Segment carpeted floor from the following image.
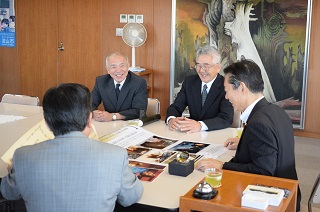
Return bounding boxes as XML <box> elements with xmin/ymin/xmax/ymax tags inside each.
<box><xmin>295</xmin><ymin>136</ymin><xmax>320</xmax><ymax>211</ymax></box>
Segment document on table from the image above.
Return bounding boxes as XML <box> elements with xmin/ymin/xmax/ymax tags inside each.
<box><xmin>99</xmin><ymin>125</ymin><xmax>154</xmax><ymax>148</ymax></box>
<box><xmin>200</xmin><ymin>145</ymin><xmax>227</xmax><ymax>159</ymax></box>
<box><xmin>1</xmin><ymin>119</ymin><xmax>99</xmax><ymax>164</ymax></box>
<box><xmin>0</xmin><ymin>114</ymin><xmax>26</xmax><ymax>124</ymax></box>
<box><xmin>1</xmin><ymin>119</ymin><xmax>54</xmax><ymax>163</ymax></box>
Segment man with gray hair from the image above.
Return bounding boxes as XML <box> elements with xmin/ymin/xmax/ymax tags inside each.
<box><xmin>166</xmin><ymin>45</ymin><xmax>234</xmax><ymax>133</ymax></box>
<box><xmin>92</xmin><ymin>52</ymin><xmax>148</xmax><ymax>122</ymax></box>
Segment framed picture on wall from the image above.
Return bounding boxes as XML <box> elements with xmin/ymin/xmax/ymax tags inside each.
<box><xmin>170</xmin><ymin>0</ymin><xmax>313</xmax><ymax>129</ymax></box>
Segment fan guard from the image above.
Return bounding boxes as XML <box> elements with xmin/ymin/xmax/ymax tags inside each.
<box><xmin>122</xmin><ymin>23</ymin><xmax>147</xmax><ymax>47</ymax></box>
<box><xmin>122</xmin><ymin>23</ymin><xmax>147</xmax><ymax>71</ymax></box>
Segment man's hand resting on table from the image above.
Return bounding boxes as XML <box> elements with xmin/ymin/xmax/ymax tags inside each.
<box><xmin>224</xmin><ymin>137</ymin><xmax>239</xmax><ymax>150</ymax></box>
<box><xmin>195</xmin><ymin>137</ymin><xmax>240</xmax><ymax>171</ymax></box>
<box><xmin>93</xmin><ymin>110</ymin><xmax>113</xmax><ymax>122</ymax></box>
<box><xmin>168</xmin><ymin>117</ymin><xmax>201</xmax><ymax>134</ymax></box>
<box><xmin>195</xmin><ymin>158</ymin><xmax>224</xmax><ymax>172</ymax></box>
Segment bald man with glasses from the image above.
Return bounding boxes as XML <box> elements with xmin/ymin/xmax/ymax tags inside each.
<box><xmin>166</xmin><ymin>45</ymin><xmax>234</xmax><ymax>133</ymax></box>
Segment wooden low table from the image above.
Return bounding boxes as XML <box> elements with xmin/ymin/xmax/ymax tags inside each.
<box><xmin>180</xmin><ymin>170</ymin><xmax>298</xmax><ymax>212</ymax></box>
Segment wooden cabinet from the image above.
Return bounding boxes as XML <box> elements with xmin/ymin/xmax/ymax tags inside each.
<box><xmin>134</xmin><ymin>70</ymin><xmax>154</xmax><ymax>98</ymax></box>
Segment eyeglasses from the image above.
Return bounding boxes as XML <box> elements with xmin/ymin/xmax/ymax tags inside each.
<box><xmin>109</xmin><ymin>63</ymin><xmax>127</xmax><ymax>70</ymax></box>
<box><xmin>195</xmin><ymin>63</ymin><xmax>219</xmax><ymax>71</ymax></box>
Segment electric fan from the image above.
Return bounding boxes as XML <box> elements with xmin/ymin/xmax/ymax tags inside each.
<box><xmin>122</xmin><ymin>23</ymin><xmax>147</xmax><ymax>72</ymax></box>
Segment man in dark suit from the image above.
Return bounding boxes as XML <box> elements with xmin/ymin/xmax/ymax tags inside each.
<box><xmin>91</xmin><ymin>52</ymin><xmax>148</xmax><ymax>121</ymax></box>
<box><xmin>196</xmin><ymin>59</ymin><xmax>301</xmax><ymax>211</ymax></box>
<box><xmin>166</xmin><ymin>45</ymin><xmax>234</xmax><ymax>133</ymax></box>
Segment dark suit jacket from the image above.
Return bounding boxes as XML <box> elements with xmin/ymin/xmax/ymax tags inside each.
<box><xmin>223</xmin><ymin>98</ymin><xmax>301</xmax><ymax>210</ymax></box>
<box><xmin>91</xmin><ymin>71</ymin><xmax>148</xmax><ymax>120</ymax></box>
<box><xmin>166</xmin><ymin>74</ymin><xmax>234</xmax><ymax>130</ymax></box>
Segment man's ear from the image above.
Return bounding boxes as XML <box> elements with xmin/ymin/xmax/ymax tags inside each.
<box><xmin>216</xmin><ymin>63</ymin><xmax>222</xmax><ymax>74</ymax></box>
<box><xmin>82</xmin><ymin>112</ymin><xmax>93</xmax><ymax>137</ymax></box>
<box><xmin>87</xmin><ymin>112</ymin><xmax>93</xmax><ymax>128</ymax></box>
<box><xmin>240</xmin><ymin>82</ymin><xmax>246</xmax><ymax>93</ymax></box>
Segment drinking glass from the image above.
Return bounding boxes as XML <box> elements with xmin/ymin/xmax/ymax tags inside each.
<box><xmin>205</xmin><ymin>168</ymin><xmax>223</xmax><ymax>188</ymax></box>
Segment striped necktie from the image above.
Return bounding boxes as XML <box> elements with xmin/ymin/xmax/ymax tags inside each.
<box><xmin>115</xmin><ymin>84</ymin><xmax>120</xmax><ymax>99</ymax></box>
<box><xmin>202</xmin><ymin>84</ymin><xmax>207</xmax><ymax>106</ymax></box>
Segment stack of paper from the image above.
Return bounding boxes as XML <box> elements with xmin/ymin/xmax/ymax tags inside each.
<box><xmin>241</xmin><ymin>185</ymin><xmax>285</xmax><ymax>210</ymax></box>
<box><xmin>241</xmin><ymin>193</ymin><xmax>269</xmax><ymax>210</ymax></box>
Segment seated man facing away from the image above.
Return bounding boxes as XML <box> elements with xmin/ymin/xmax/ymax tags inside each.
<box><xmin>196</xmin><ymin>59</ymin><xmax>301</xmax><ymax>211</ymax></box>
<box><xmin>1</xmin><ymin>83</ymin><xmax>143</xmax><ymax>212</ymax></box>
<box><xmin>91</xmin><ymin>52</ymin><xmax>148</xmax><ymax>122</ymax></box>
<box><xmin>166</xmin><ymin>45</ymin><xmax>234</xmax><ymax>133</ymax></box>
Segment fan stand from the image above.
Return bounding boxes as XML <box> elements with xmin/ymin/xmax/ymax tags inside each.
<box><xmin>129</xmin><ymin>46</ymin><xmax>145</xmax><ymax>72</ymax></box>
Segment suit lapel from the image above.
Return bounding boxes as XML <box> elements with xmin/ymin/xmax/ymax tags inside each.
<box><xmin>105</xmin><ymin>78</ymin><xmax>117</xmax><ymax>109</ymax></box>
<box><xmin>235</xmin><ymin>123</ymin><xmax>247</xmax><ymax>158</ymax></box>
<box><xmin>234</xmin><ymin>98</ymin><xmax>268</xmax><ymax>162</ymax></box>
<box><xmin>246</xmin><ymin>98</ymin><xmax>269</xmax><ymax>124</ymax></box>
<box><xmin>192</xmin><ymin>78</ymin><xmax>202</xmax><ymax>116</ymax></box>
<box><xmin>116</xmin><ymin>72</ymin><xmax>132</xmax><ymax>111</ymax></box>
<box><xmin>200</xmin><ymin>74</ymin><xmax>222</xmax><ymax>118</ymax></box>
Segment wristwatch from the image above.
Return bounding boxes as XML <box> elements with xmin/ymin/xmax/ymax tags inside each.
<box><xmin>112</xmin><ymin>114</ymin><xmax>117</xmax><ymax>121</ymax></box>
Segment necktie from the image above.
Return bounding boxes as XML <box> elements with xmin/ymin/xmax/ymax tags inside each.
<box><xmin>115</xmin><ymin>84</ymin><xmax>120</xmax><ymax>98</ymax></box>
<box><xmin>202</xmin><ymin>84</ymin><xmax>207</xmax><ymax>106</ymax></box>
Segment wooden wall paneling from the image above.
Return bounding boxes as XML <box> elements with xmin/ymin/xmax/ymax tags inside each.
<box><xmin>16</xmin><ymin>0</ymin><xmax>58</xmax><ymax>104</ymax></box>
<box><xmin>101</xmin><ymin>0</ymin><xmax>158</xmax><ymax>112</ymax></box>
<box><xmin>102</xmin><ymin>0</ymin><xmax>172</xmax><ymax>117</ymax></box>
<box><xmin>0</xmin><ymin>48</ymin><xmax>19</xmax><ymax>98</ymax></box>
<box><xmin>101</xmin><ymin>1</ymin><xmax>123</xmax><ymax>69</ymax></box>
<box><xmin>153</xmin><ymin>0</ymin><xmax>172</xmax><ymax>116</ymax></box>
<box><xmin>122</xmin><ymin>0</ymin><xmax>154</xmax><ymax>71</ymax></box>
<box><xmin>2</xmin><ymin>0</ymin><xmax>320</xmax><ymax>137</ymax></box>
<box><xmin>102</xmin><ymin>0</ymin><xmax>154</xmax><ymax>70</ymax></box>
<box><xmin>57</xmin><ymin>0</ymin><xmax>103</xmax><ymax>91</ymax></box>
<box><xmin>295</xmin><ymin>0</ymin><xmax>320</xmax><ymax>138</ymax></box>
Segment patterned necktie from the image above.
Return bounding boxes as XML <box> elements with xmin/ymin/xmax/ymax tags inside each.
<box><xmin>202</xmin><ymin>84</ymin><xmax>207</xmax><ymax>106</ymax></box>
<box><xmin>115</xmin><ymin>84</ymin><xmax>120</xmax><ymax>99</ymax></box>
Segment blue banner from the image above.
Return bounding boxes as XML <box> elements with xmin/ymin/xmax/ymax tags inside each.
<box><xmin>0</xmin><ymin>32</ymin><xmax>15</xmax><ymax>47</ymax></box>
<box><xmin>0</xmin><ymin>0</ymin><xmax>15</xmax><ymax>47</ymax></box>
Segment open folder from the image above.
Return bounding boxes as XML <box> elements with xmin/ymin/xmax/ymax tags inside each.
<box><xmin>1</xmin><ymin>119</ymin><xmax>99</xmax><ymax>164</ymax></box>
